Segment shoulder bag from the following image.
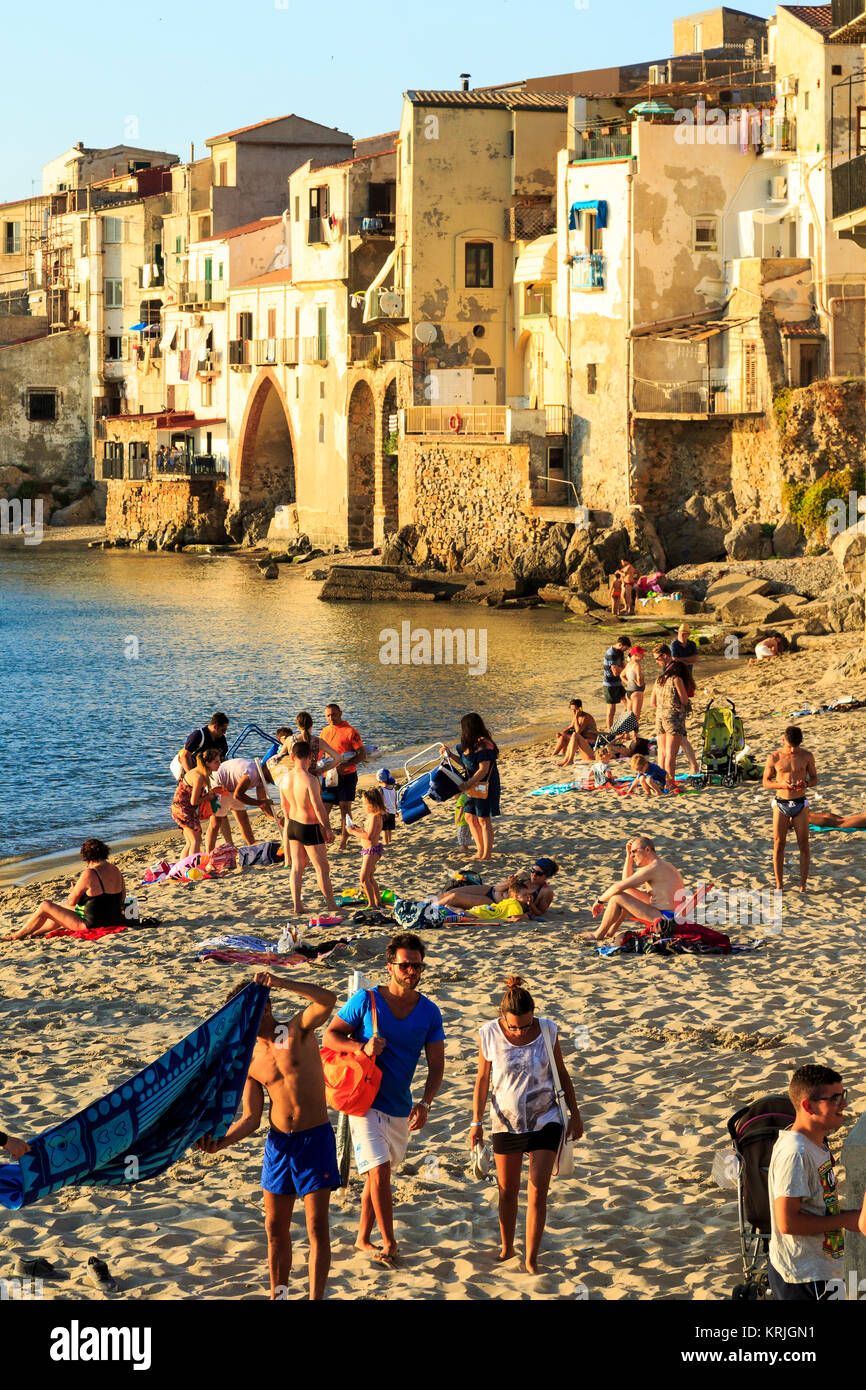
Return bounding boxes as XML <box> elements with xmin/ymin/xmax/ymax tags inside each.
<box><xmin>320</xmin><ymin>990</ymin><xmax>382</xmax><ymax>1118</ymax></box>
<box><xmin>539</xmin><ymin>1018</ymin><xmax>574</xmax><ymax>1178</ymax></box>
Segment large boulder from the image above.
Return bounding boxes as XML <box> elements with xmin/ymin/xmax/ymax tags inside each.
<box><xmin>512</xmin><ymin>525</ymin><xmax>571</xmax><ymax>588</ymax></box>
<box><xmin>724</xmin><ymin>520</ymin><xmax>772</xmax><ymax>561</ymax></box>
<box><xmin>772</xmin><ymin>517</ymin><xmax>802</xmax><ymax>558</ymax></box>
<box><xmin>620</xmin><ymin>505</ymin><xmax>666</xmax><ymax>573</ymax></box>
<box><xmin>563</xmin><ymin>525</ymin><xmax>593</xmax><ymax>575</ymax></box>
<box><xmin>568</xmin><ymin>547</ymin><xmax>606</xmax><ymax>597</ymax></box>
<box><xmin>831</xmin><ymin>524</ymin><xmax>866</xmax><ymax>588</ymax></box>
<box><xmin>716</xmin><ymin>593</ymin><xmax>795</xmax><ymax>625</ymax></box>
<box><xmin>593</xmin><ymin>525</ymin><xmax>630</xmax><ymax>574</ymax></box>
<box><xmin>0</xmin><ymin>465</ymin><xmax>27</xmax><ymax>498</ymax></box>
<box><xmin>49</xmin><ymin>494</ymin><xmax>96</xmax><ymax>527</ymax></box>
<box><xmin>663</xmin><ymin>491</ymin><xmax>737</xmax><ymax>567</ymax></box>
<box><xmin>705</xmin><ymin>574</ymin><xmax>774</xmax><ymax>607</ymax></box>
<box><xmin>825</xmin><ymin>585</ymin><xmax>865</xmax><ymax>633</ymax></box>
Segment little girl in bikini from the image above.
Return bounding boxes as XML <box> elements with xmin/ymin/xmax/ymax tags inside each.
<box><xmin>348</xmin><ymin>787</ymin><xmax>385</xmax><ymax>907</ymax></box>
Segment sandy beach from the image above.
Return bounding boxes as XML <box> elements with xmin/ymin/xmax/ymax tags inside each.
<box><xmin>2</xmin><ymin>636</ymin><xmax>865</xmax><ymax>1301</ymax></box>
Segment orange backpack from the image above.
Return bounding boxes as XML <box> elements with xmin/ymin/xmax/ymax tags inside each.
<box><xmin>320</xmin><ymin>990</ymin><xmax>382</xmax><ymax>1117</ymax></box>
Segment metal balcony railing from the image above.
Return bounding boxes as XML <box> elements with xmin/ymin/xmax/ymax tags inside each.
<box><xmin>633</xmin><ymin>379</ymin><xmax>763</xmax><ymax>415</ymax></box>
<box><xmin>129</xmin><ymin>458</ymin><xmax>149</xmax><ymax>480</ymax></box>
<box><xmin>770</xmin><ymin>117</ymin><xmax>796</xmax><ymax>152</ymax></box>
<box><xmin>571</xmin><ymin>252</ymin><xmax>605</xmax><ymax>290</ymax></box>
<box><xmin>832</xmin><ymin>151</ymin><xmax>866</xmax><ymax>219</ymax></box>
<box><xmin>100</xmin><ymin>458</ymin><xmax>124</xmax><ymax>480</ymax></box>
<box><xmin>155</xmin><ymin>455</ymin><xmax>227</xmax><ymax>478</ymax></box>
<box><xmin>545</xmin><ymin>405</ymin><xmax>567</xmax><ymax>435</ymax></box>
<box><xmin>302</xmin><ymin>336</ymin><xmax>328</xmax><ymax>363</ymax></box>
<box><xmin>179</xmin><ymin>279</ymin><xmax>226</xmax><ymax>306</ymax></box>
<box><xmin>228</xmin><ymin>339</ymin><xmax>252</xmax><ymax>367</ymax></box>
<box><xmin>573</xmin><ymin>127</ymin><xmax>632</xmax><ymax>161</ymax></box>
<box><xmin>348</xmin><ymin>334</ymin><xmax>397</xmax><ymax>363</ymax></box>
<box><xmin>251</xmin><ymin>337</ymin><xmax>300</xmax><ymax>366</ymax></box>
<box><xmin>405</xmin><ymin>406</ymin><xmax>507</xmax><ymax>435</ymax></box>
<box><xmin>504</xmin><ymin>203</ymin><xmax>556</xmax><ymax>241</ymax></box>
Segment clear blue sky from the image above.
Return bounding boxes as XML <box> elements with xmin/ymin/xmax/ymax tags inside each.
<box><xmin>0</xmin><ymin>0</ymin><xmax>776</xmax><ymax>204</ymax></box>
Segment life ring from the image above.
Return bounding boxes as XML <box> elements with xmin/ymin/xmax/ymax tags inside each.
<box><xmin>449</xmin><ymin>412</ymin><xmax>462</xmax><ymax>433</ymax></box>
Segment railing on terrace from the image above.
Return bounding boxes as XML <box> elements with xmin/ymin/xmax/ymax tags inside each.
<box><xmin>348</xmin><ymin>334</ymin><xmax>396</xmax><ymax>363</ymax></box>
<box><xmin>154</xmin><ymin>456</ymin><xmax>227</xmax><ymax>478</ymax></box>
<box><xmin>832</xmin><ymin>151</ymin><xmax>866</xmax><ymax>219</ymax></box>
<box><xmin>572</xmin><ymin>127</ymin><xmax>632</xmax><ymax>161</ymax></box>
<box><xmin>129</xmin><ymin>458</ymin><xmax>149</xmax><ymax>480</ymax></box>
<box><xmin>252</xmin><ymin>337</ymin><xmax>299</xmax><ymax>366</ymax></box>
<box><xmin>349</xmin><ymin>213</ymin><xmax>396</xmax><ymax>236</ymax></box>
<box><xmin>179</xmin><ymin>279</ymin><xmax>226</xmax><ymax>306</ymax></box>
<box><xmin>302</xmin><ymin>336</ymin><xmax>328</xmax><ymax>363</ymax></box>
<box><xmin>571</xmin><ymin>252</ymin><xmax>605</xmax><ymax>290</ymax></box>
<box><xmin>770</xmin><ymin>117</ymin><xmax>796</xmax><ymax>152</ymax></box>
<box><xmin>633</xmin><ymin>379</ymin><xmax>763</xmax><ymax>415</ymax></box>
<box><xmin>0</xmin><ymin>291</ymin><xmax>30</xmax><ymax>316</ymax></box>
<box><xmin>504</xmin><ymin>203</ymin><xmax>556</xmax><ymax>241</ymax></box>
<box><xmin>545</xmin><ymin>405</ymin><xmax>568</xmax><ymax>435</ymax></box>
<box><xmin>228</xmin><ymin>338</ymin><xmax>252</xmax><ymax>367</ymax></box>
<box><xmin>405</xmin><ymin>406</ymin><xmax>507</xmax><ymax>435</ymax></box>
<box><xmin>100</xmin><ymin>458</ymin><xmax>124</xmax><ymax>480</ymax></box>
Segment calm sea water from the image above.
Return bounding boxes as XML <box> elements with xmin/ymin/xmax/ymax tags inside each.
<box><xmin>0</xmin><ymin>545</ymin><xmax>618</xmax><ymax>862</ymax></box>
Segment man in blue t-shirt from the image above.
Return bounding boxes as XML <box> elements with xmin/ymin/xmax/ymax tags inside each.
<box><xmin>602</xmin><ymin>637</ymin><xmax>630</xmax><ymax>729</ymax></box>
<box><xmin>323</xmin><ymin>933</ymin><xmax>445</xmax><ymax>1265</ymax></box>
<box><xmin>670</xmin><ymin>623</ymin><xmax>698</xmax><ymax>670</ymax></box>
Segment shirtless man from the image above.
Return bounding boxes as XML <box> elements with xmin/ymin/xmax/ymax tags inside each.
<box><xmin>198</xmin><ymin>972</ymin><xmax>339</xmax><ymax>1300</ymax></box>
<box><xmin>763</xmin><ymin>726</ymin><xmax>818</xmax><ymax>891</ymax></box>
<box><xmin>279</xmin><ymin>742</ymin><xmax>338</xmax><ymax>916</ymax></box>
<box><xmin>584</xmin><ymin>835</ymin><xmax>684</xmax><ymax>942</ymax></box>
<box><xmin>620</xmin><ymin>560</ymin><xmax>638</xmax><ymax>616</ymax></box>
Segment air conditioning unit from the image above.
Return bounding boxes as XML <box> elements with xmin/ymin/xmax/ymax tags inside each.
<box><xmin>648</xmin><ymin>65</ymin><xmax>665</xmax><ymax>85</ymax></box>
<box><xmin>780</xmin><ymin>75</ymin><xmax>798</xmax><ymax>97</ymax></box>
<box><xmin>768</xmin><ymin>176</ymin><xmax>788</xmax><ymax>202</ymax></box>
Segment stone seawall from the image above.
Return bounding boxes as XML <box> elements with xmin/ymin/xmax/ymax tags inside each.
<box><xmin>105</xmin><ymin>478</ymin><xmax>228</xmax><ymax>549</ymax></box>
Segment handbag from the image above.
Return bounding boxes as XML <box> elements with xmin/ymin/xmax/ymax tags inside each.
<box><xmin>539</xmin><ymin>1018</ymin><xmax>574</xmax><ymax>1178</ymax></box>
<box><xmin>320</xmin><ymin>990</ymin><xmax>382</xmax><ymax>1118</ymax></box>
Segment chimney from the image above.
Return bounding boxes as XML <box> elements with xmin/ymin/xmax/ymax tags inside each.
<box><xmin>461</xmin><ymin>73</ymin><xmax>471</xmax><ymax>91</ymax></box>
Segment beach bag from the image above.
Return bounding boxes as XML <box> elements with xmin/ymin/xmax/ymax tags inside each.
<box><xmin>320</xmin><ymin>990</ymin><xmax>382</xmax><ymax>1117</ymax></box>
<box><xmin>540</xmin><ymin>1019</ymin><xmax>574</xmax><ymax>1179</ymax></box>
<box><xmin>393</xmin><ymin>897</ymin><xmax>448</xmax><ymax>932</ymax></box>
<box><xmin>204</xmin><ymin>844</ymin><xmax>237</xmax><ymax>873</ymax></box>
<box><xmin>324</xmin><ymin>768</ymin><xmax>340</xmax><ymax>788</ymax></box>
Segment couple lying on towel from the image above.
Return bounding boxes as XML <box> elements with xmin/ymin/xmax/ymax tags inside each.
<box><xmin>436</xmin><ymin>858</ymin><xmax>558</xmax><ymax>919</ymax></box>
<box><xmin>1</xmin><ymin>840</ymin><xmax>125</xmax><ymax>943</ymax></box>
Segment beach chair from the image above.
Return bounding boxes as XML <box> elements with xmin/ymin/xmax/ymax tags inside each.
<box><xmin>593</xmin><ymin>710</ymin><xmax>639</xmax><ymax>751</ymax></box>
<box><xmin>225</xmin><ymin>722</ymin><xmax>281</xmax><ymax>766</ymax></box>
<box><xmin>696</xmin><ymin>699</ymin><xmax>745</xmax><ymax>788</ymax></box>
<box><xmin>397</xmin><ymin>744</ymin><xmax>464</xmax><ymax>826</ymax></box>
<box><xmin>726</xmin><ymin>1094</ymin><xmax>796</xmax><ymax>1300</ymax></box>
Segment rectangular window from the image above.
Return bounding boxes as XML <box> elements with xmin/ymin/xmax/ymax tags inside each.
<box><xmin>102</xmin><ymin>441</ymin><xmax>124</xmax><ymax>478</ymax></box>
<box><xmin>465</xmin><ymin>242</ymin><xmax>494</xmax><ymax>289</ymax></box>
<box><xmin>524</xmin><ymin>284</ymin><xmax>551</xmax><ymax>317</ymax></box>
<box><xmin>103</xmin><ymin>217</ymin><xmax>124</xmax><ymax>243</ymax></box>
<box><xmin>80</xmin><ymin>221</ymin><xmax>88</xmax><ymax>256</ymax></box>
<box><xmin>198</xmin><ymin>216</ymin><xmax>211</xmax><ymax>239</ymax></box>
<box><xmin>237</xmin><ymin>311</ymin><xmax>253</xmax><ymax>341</ymax></box>
<box><xmin>587</xmin><ymin>363</ymin><xmax>598</xmax><ymax>395</ymax></box>
<box><xmin>218</xmin><ymin>161</ymin><xmax>228</xmax><ymax>186</ymax></box>
<box><xmin>317</xmin><ymin>305</ymin><xmax>327</xmax><ymax>361</ymax></box>
<box><xmin>104</xmin><ymin>278</ymin><xmax>123</xmax><ymax>308</ymax></box>
<box><xmin>105</xmin><ymin>335</ymin><xmax>124</xmax><ymax>360</ymax></box>
<box><xmin>294</xmin><ymin>197</ymin><xmax>300</xmax><ymax>222</ymax></box>
<box><xmin>693</xmin><ymin>216</ymin><xmax>718</xmax><ymax>252</ymax></box>
<box><xmin>201</xmin><ymin>379</ymin><xmax>213</xmax><ymax>407</ymax></box>
<box><xmin>267</xmin><ymin>306</ymin><xmax>277</xmax><ymax>338</ymax></box>
<box><xmin>26</xmin><ymin>390</ymin><xmax>58</xmax><ymax>421</ymax></box>
<box><xmin>3</xmin><ymin>221</ymin><xmax>21</xmax><ymax>255</ymax></box>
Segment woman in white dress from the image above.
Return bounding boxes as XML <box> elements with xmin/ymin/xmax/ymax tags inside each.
<box><xmin>471</xmin><ymin>976</ymin><xmax>583</xmax><ymax>1274</ymax></box>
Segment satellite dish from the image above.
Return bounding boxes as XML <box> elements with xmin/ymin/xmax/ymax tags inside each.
<box><xmin>415</xmin><ymin>321</ymin><xmax>437</xmax><ymax>344</ymax></box>
<box><xmin>379</xmin><ymin>290</ymin><xmax>402</xmax><ymax>317</ymax></box>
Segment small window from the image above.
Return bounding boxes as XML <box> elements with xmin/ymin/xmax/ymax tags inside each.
<box><xmin>804</xmin><ymin>91</ymin><xmax>810</xmax><ymax>111</ymax></box>
<box><xmin>267</xmin><ymin>306</ymin><xmax>277</xmax><ymax>338</ymax></box>
<box><xmin>3</xmin><ymin>221</ymin><xmax>22</xmax><ymax>255</ymax></box>
<box><xmin>201</xmin><ymin>378</ymin><xmax>213</xmax><ymax>407</ymax></box>
<box><xmin>218</xmin><ymin>161</ymin><xmax>228</xmax><ymax>187</ymax></box>
<box><xmin>524</xmin><ymin>284</ymin><xmax>551</xmax><ymax>317</ymax></box>
<box><xmin>104</xmin><ymin>278</ymin><xmax>123</xmax><ymax>308</ymax></box>
<box><xmin>198</xmin><ymin>216</ymin><xmax>211</xmax><ymax>239</ymax></box>
<box><xmin>26</xmin><ymin>390</ymin><xmax>58</xmax><ymax>421</ymax></box>
<box><xmin>465</xmin><ymin>241</ymin><xmax>494</xmax><ymax>289</ymax></box>
<box><xmin>693</xmin><ymin>217</ymin><xmax>718</xmax><ymax>252</ymax></box>
<box><xmin>832</xmin><ymin>64</ymin><xmax>842</xmax><ymax>77</ymax></box>
<box><xmin>318</xmin><ymin>414</ymin><xmax>325</xmax><ymax>443</ymax></box>
<box><xmin>294</xmin><ymin>197</ymin><xmax>300</xmax><ymax>222</ymax></box>
<box><xmin>237</xmin><ymin>311</ymin><xmax>253</xmax><ymax>341</ymax></box>
<box><xmin>80</xmin><ymin>221</ymin><xmax>88</xmax><ymax>256</ymax></box>
<box><xmin>587</xmin><ymin>363</ymin><xmax>598</xmax><ymax>395</ymax></box>
<box><xmin>103</xmin><ymin>217</ymin><xmax>124</xmax><ymax>243</ymax></box>
<box><xmin>105</xmin><ymin>335</ymin><xmax>125</xmax><ymax>360</ymax></box>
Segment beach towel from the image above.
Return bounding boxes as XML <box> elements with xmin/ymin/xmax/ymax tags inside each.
<box><xmin>199</xmin><ymin>932</ymin><xmax>279</xmax><ymax>954</ymax></box>
<box><xmin>200</xmin><ymin>939</ymin><xmax>351</xmax><ymax>967</ymax></box>
<box><xmin>0</xmin><ymin>984</ymin><xmax>266</xmax><ymax>1211</ymax></box>
<box><xmin>237</xmin><ymin>841</ymin><xmax>282</xmax><ymax>869</ymax></box>
<box><xmin>393</xmin><ymin>897</ymin><xmax>449</xmax><ymax>931</ymax></box>
<box><xmin>809</xmin><ymin>824</ymin><xmax>866</xmax><ymax>834</ymax></box>
<box><xmin>596</xmin><ymin>922</ymin><xmax>733</xmax><ymax>957</ymax></box>
<box><xmin>44</xmin><ymin>925</ymin><xmax>126</xmax><ymax>942</ymax></box>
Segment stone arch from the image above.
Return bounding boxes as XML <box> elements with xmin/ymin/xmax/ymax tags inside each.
<box><xmin>347</xmin><ymin>378</ymin><xmax>376</xmax><ymax>547</ymax></box>
<box><xmin>381</xmin><ymin>375</ymin><xmax>399</xmax><ymax>534</ymax></box>
<box><xmin>234</xmin><ymin>369</ymin><xmax>296</xmax><ymax>512</ymax></box>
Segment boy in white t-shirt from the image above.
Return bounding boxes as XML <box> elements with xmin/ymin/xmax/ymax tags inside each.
<box><xmin>376</xmin><ymin>769</ymin><xmax>398</xmax><ymax>845</ymax></box>
<box><xmin>767</xmin><ymin>1063</ymin><xmax>866</xmax><ymax>1300</ymax></box>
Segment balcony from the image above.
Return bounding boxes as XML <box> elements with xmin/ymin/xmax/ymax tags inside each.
<box><xmin>632</xmin><ymin>378</ymin><xmax>763</xmax><ymax>417</ymax></box>
<box><xmin>832</xmin><ymin>152</ymin><xmax>866</xmax><ymax>221</ymax></box>
<box><xmin>348</xmin><ymin>334</ymin><xmax>396</xmax><ymax>364</ymax></box>
<box><xmin>504</xmin><ymin>202</ymin><xmax>556</xmax><ymax>242</ymax></box>
<box><xmin>571</xmin><ymin>252</ymin><xmax>605</xmax><ymax>290</ymax></box>
<box><xmin>228</xmin><ymin>339</ymin><xmax>252</xmax><ymax>369</ymax></box>
<box><xmin>302</xmin><ymin>336</ymin><xmax>329</xmax><ymax>364</ymax></box>
<box><xmin>251</xmin><ymin>337</ymin><xmax>297</xmax><ymax>367</ymax></box>
<box><xmin>179</xmin><ymin>279</ymin><xmax>226</xmax><ymax>308</ymax></box>
<box><xmin>349</xmin><ymin>214</ymin><xmax>396</xmax><ymax>238</ymax></box>
<box><xmin>155</xmin><ymin>455</ymin><xmax>227</xmax><ymax>479</ymax></box>
<box><xmin>196</xmin><ymin>349</ymin><xmax>218</xmax><ymax>376</ymax></box>
<box><xmin>405</xmin><ymin>406</ymin><xmax>508</xmax><ymax>436</ymax></box>
<box><xmin>768</xmin><ymin>117</ymin><xmax>796</xmax><ymax>154</ymax></box>
<box><xmin>545</xmin><ymin>404</ymin><xmax>567</xmax><ymax>435</ymax></box>
<box><xmin>572</xmin><ymin>127</ymin><xmax>632</xmax><ymax>162</ymax></box>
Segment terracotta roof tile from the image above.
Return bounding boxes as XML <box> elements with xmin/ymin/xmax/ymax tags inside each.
<box><xmin>234</xmin><ymin>267</ymin><xmax>293</xmax><ymax>287</ymax></box>
<box><xmin>780</xmin><ymin>5</ymin><xmax>834</xmax><ymax>36</ymax></box>
<box><xmin>196</xmin><ymin>216</ymin><xmax>283</xmax><ymax>244</ymax></box>
<box><xmin>406</xmin><ymin>89</ymin><xmax>570</xmax><ymax>111</ymax></box>
<box><xmin>207</xmin><ymin>116</ymin><xmax>290</xmax><ymax>143</ymax></box>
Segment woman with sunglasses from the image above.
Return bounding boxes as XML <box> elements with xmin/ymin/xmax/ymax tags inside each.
<box><xmin>437</xmin><ymin>859</ymin><xmax>558</xmax><ymax>919</ymax></box>
<box><xmin>471</xmin><ymin>976</ymin><xmax>582</xmax><ymax>1274</ymax></box>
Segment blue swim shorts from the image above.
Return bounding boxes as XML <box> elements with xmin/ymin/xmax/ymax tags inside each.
<box><xmin>261</xmin><ymin>1122</ymin><xmax>342</xmax><ymax>1198</ymax></box>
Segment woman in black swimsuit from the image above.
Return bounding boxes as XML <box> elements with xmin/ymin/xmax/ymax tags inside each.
<box><xmin>1</xmin><ymin>839</ymin><xmax>126</xmax><ymax>941</ymax></box>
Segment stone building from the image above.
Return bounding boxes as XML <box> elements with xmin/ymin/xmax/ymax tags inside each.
<box><xmin>0</xmin><ymin>329</ymin><xmax>92</xmax><ymax>489</ymax></box>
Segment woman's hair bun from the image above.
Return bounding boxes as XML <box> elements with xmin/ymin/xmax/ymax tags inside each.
<box><xmin>504</xmin><ymin>974</ymin><xmax>523</xmax><ymax>990</ymax></box>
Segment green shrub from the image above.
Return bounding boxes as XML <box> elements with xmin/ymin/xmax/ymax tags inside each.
<box><xmin>383</xmin><ymin>431</ymin><xmax>399</xmax><ymax>457</ymax></box>
<box><xmin>760</xmin><ymin>522</ymin><xmax>775</xmax><ymax>537</ymax></box>
<box><xmin>782</xmin><ymin>467</ymin><xmax>866</xmax><ymax>541</ymax></box>
<box><xmin>365</xmin><ymin>346</ymin><xmax>381</xmax><ymax>370</ymax></box>
<box><xmin>773</xmin><ymin>389</ymin><xmax>792</xmax><ymax>436</ymax></box>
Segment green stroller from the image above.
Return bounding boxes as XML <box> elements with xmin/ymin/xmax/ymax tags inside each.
<box><xmin>696</xmin><ymin>699</ymin><xmax>746</xmax><ymax>788</ymax></box>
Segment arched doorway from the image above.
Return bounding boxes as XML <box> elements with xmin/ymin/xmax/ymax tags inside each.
<box><xmin>381</xmin><ymin>377</ymin><xmax>399</xmax><ymax>534</ymax></box>
<box><xmin>347</xmin><ymin>379</ymin><xmax>375</xmax><ymax>547</ymax></box>
<box><xmin>236</xmin><ymin>371</ymin><xmax>296</xmax><ymax>511</ymax></box>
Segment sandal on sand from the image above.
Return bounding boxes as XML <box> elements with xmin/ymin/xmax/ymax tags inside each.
<box><xmin>86</xmin><ymin>1256</ymin><xmax>117</xmax><ymax>1293</ymax></box>
<box><xmin>309</xmin><ymin>914</ymin><xmax>343</xmax><ymax>927</ymax></box>
<box><xmin>18</xmin><ymin>1256</ymin><xmax>68</xmax><ymax>1279</ymax></box>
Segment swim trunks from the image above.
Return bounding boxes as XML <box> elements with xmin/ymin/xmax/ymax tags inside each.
<box><xmin>773</xmin><ymin>798</ymin><xmax>808</xmax><ymax>822</ymax></box>
<box><xmin>603</xmin><ymin>684</ymin><xmax>625</xmax><ymax>705</ymax></box>
<box><xmin>261</xmin><ymin>1122</ymin><xmax>342</xmax><ymax>1197</ymax></box>
<box><xmin>349</xmin><ymin>1108</ymin><xmax>411</xmax><ymax>1175</ymax></box>
<box><xmin>288</xmin><ymin>819</ymin><xmax>326</xmax><ymax>845</ymax></box>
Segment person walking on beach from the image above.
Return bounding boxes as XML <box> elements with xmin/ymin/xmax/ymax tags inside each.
<box><xmin>322</xmin><ymin>933</ymin><xmax>445</xmax><ymax>1266</ymax></box>
<box><xmin>763</xmin><ymin>726</ymin><xmax>818</xmax><ymax>892</ymax></box>
<box><xmin>2</xmin><ymin>839</ymin><xmax>126</xmax><ymax>941</ymax></box>
<box><xmin>198</xmin><ymin>972</ymin><xmax>340</xmax><ymax>1301</ymax></box>
<box><xmin>178</xmin><ymin>713</ymin><xmax>230</xmax><ymax>775</ymax></box>
<box><xmin>279</xmin><ymin>742</ymin><xmax>339</xmax><ymax>917</ymax></box>
<box><xmin>584</xmin><ymin>836</ymin><xmax>684</xmax><ymax>943</ymax></box>
<box><xmin>445</xmin><ymin>713</ymin><xmax>501</xmax><ymax>862</ymax></box>
<box><xmin>320</xmin><ymin>704</ymin><xmax>366</xmax><ymax>851</ymax></box>
<box><xmin>767</xmin><ymin>1063</ymin><xmax>866</xmax><ymax>1300</ymax></box>
<box><xmin>472</xmin><ymin>976</ymin><xmax>582</xmax><ymax>1274</ymax></box>
<box><xmin>602</xmin><ymin>637</ymin><xmax>629</xmax><ymax>730</ymax></box>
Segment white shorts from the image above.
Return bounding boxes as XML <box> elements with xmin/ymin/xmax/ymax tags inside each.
<box><xmin>349</xmin><ymin>1108</ymin><xmax>411</xmax><ymax>1175</ymax></box>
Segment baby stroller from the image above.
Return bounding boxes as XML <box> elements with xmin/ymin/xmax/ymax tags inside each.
<box><xmin>727</xmin><ymin>1094</ymin><xmax>795</xmax><ymax>1299</ymax></box>
<box><xmin>697</xmin><ymin>698</ymin><xmax>745</xmax><ymax>788</ymax></box>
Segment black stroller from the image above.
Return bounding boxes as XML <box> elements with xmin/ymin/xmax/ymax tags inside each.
<box><xmin>727</xmin><ymin>1094</ymin><xmax>795</xmax><ymax>1299</ymax></box>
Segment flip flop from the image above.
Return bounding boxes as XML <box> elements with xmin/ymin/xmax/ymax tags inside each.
<box><xmin>86</xmin><ymin>1256</ymin><xmax>117</xmax><ymax>1293</ymax></box>
<box><xmin>309</xmin><ymin>914</ymin><xmax>343</xmax><ymax>927</ymax></box>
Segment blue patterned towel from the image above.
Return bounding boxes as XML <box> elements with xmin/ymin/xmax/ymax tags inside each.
<box><xmin>0</xmin><ymin>984</ymin><xmax>266</xmax><ymax>1210</ymax></box>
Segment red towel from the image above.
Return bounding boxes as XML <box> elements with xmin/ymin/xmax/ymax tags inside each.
<box><xmin>45</xmin><ymin>925</ymin><xmax>126</xmax><ymax>941</ymax></box>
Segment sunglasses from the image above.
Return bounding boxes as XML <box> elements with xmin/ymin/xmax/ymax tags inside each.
<box><xmin>504</xmin><ymin>1018</ymin><xmax>535</xmax><ymax>1032</ymax></box>
<box><xmin>393</xmin><ymin>961</ymin><xmax>424</xmax><ymax>973</ymax></box>
<box><xmin>813</xmin><ymin>1091</ymin><xmax>847</xmax><ymax>1106</ymax></box>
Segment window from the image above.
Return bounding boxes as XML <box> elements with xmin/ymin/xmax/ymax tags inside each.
<box><xmin>102</xmin><ymin>442</ymin><xmax>123</xmax><ymax>478</ymax></box>
<box><xmin>465</xmin><ymin>242</ymin><xmax>494</xmax><ymax>288</ymax></box>
<box><xmin>858</xmin><ymin>107</ymin><xmax>866</xmax><ymax>155</ymax></box>
<box><xmin>218</xmin><ymin>161</ymin><xmax>228</xmax><ymax>187</ymax></box>
<box><xmin>105</xmin><ymin>278</ymin><xmax>123</xmax><ymax>308</ymax></box>
<box><xmin>693</xmin><ymin>216</ymin><xmax>718</xmax><ymax>252</ymax></box>
<box><xmin>105</xmin><ymin>335</ymin><xmax>125</xmax><ymax>360</ymax></box>
<box><xmin>26</xmin><ymin>390</ymin><xmax>58</xmax><ymax>421</ymax></box>
<box><xmin>693</xmin><ymin>22</ymin><xmax>702</xmax><ymax>51</ymax></box>
<box><xmin>832</xmin><ymin>64</ymin><xmax>843</xmax><ymax>76</ymax></box>
<box><xmin>236</xmin><ymin>311</ymin><xmax>253</xmax><ymax>341</ymax></box>
<box><xmin>267</xmin><ymin>306</ymin><xmax>277</xmax><ymax>338</ymax></box>
<box><xmin>3</xmin><ymin>221</ymin><xmax>21</xmax><ymax>255</ymax></box>
<box><xmin>587</xmin><ymin>363</ymin><xmax>598</xmax><ymax>395</ymax></box>
<box><xmin>508</xmin><ymin>131</ymin><xmax>515</xmax><ymax>157</ymax></box>
<box><xmin>198</xmin><ymin>216</ymin><xmax>211</xmax><ymax>239</ymax></box>
<box><xmin>294</xmin><ymin>197</ymin><xmax>300</xmax><ymax>222</ymax></box>
<box><xmin>317</xmin><ymin>305</ymin><xmax>327</xmax><ymax>361</ymax></box>
<box><xmin>308</xmin><ymin>186</ymin><xmax>330</xmax><ymax>243</ymax></box>
<box><xmin>103</xmin><ymin>217</ymin><xmax>124</xmax><ymax>243</ymax></box>
<box><xmin>524</xmin><ymin>284</ymin><xmax>551</xmax><ymax>317</ymax></box>
<box><xmin>80</xmin><ymin>221</ymin><xmax>88</xmax><ymax>256</ymax></box>
<box><xmin>804</xmin><ymin>91</ymin><xmax>810</xmax><ymax>111</ymax></box>
<box><xmin>129</xmin><ymin>441</ymin><xmax>149</xmax><ymax>478</ymax></box>
<box><xmin>584</xmin><ymin>211</ymin><xmax>602</xmax><ymax>255</ymax></box>
<box><xmin>201</xmin><ymin>378</ymin><xmax>213</xmax><ymax>407</ymax></box>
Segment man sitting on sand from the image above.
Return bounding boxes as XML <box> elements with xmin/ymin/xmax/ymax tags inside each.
<box><xmin>279</xmin><ymin>741</ymin><xmax>339</xmax><ymax>917</ymax></box>
<box><xmin>763</xmin><ymin>726</ymin><xmax>818</xmax><ymax>892</ymax></box>
<box><xmin>584</xmin><ymin>836</ymin><xmax>684</xmax><ymax>943</ymax></box>
<box><xmin>198</xmin><ymin>972</ymin><xmax>340</xmax><ymax>1301</ymax></box>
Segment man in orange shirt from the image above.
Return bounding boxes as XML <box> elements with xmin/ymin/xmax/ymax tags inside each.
<box><xmin>320</xmin><ymin>703</ymin><xmax>366</xmax><ymax>850</ymax></box>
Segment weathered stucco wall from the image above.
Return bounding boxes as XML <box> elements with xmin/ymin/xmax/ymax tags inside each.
<box><xmin>0</xmin><ymin>329</ymin><xmax>91</xmax><ymax>485</ymax></box>
<box><xmin>105</xmin><ymin>477</ymin><xmax>228</xmax><ymax>546</ymax></box>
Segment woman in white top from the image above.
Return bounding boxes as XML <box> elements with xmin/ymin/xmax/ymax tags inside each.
<box><xmin>471</xmin><ymin>976</ymin><xmax>582</xmax><ymax>1273</ymax></box>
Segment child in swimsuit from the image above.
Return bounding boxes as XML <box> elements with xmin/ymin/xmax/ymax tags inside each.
<box><xmin>348</xmin><ymin>788</ymin><xmax>385</xmax><ymax>908</ymax></box>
